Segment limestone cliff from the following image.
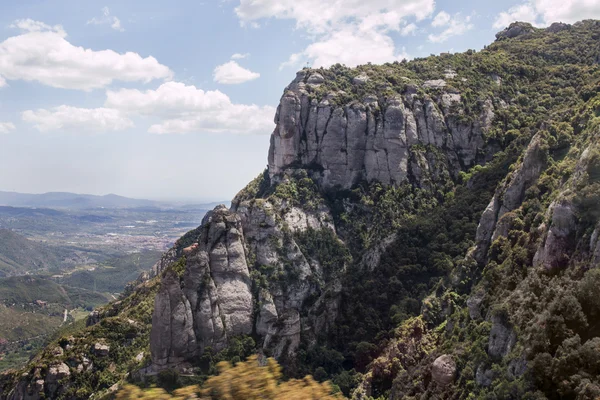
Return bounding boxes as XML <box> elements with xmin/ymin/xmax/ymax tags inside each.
<box><xmin>269</xmin><ymin>70</ymin><xmax>494</xmax><ymax>190</ymax></box>
<box><xmin>147</xmin><ymin>64</ymin><xmax>501</xmax><ymax>373</ymax></box>
<box><xmin>5</xmin><ymin>20</ymin><xmax>600</xmax><ymax>400</ymax></box>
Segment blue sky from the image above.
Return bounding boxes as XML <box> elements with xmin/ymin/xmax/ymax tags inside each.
<box><xmin>0</xmin><ymin>0</ymin><xmax>597</xmax><ymax>201</ymax></box>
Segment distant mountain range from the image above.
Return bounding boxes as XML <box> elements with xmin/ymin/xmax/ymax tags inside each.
<box><xmin>0</xmin><ymin>191</ymin><xmax>225</xmax><ymax>210</ymax></box>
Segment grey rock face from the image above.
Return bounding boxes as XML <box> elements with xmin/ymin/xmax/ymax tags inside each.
<box><xmin>546</xmin><ymin>22</ymin><xmax>570</xmax><ymax>33</ymax></box>
<box><xmin>423</xmin><ymin>79</ymin><xmax>446</xmax><ymax>89</ymax></box>
<box><xmin>533</xmin><ymin>199</ymin><xmax>577</xmax><ymax>270</ymax></box>
<box><xmin>473</xmin><ymin>134</ymin><xmax>546</xmax><ymax>263</ymax></box>
<box><xmin>151</xmin><ymin>206</ymin><xmax>253</xmax><ymax>368</ymax></box>
<box><xmin>431</xmin><ymin>355</ymin><xmax>457</xmax><ymax>386</ymax></box>
<box><xmin>92</xmin><ymin>343</ymin><xmax>110</xmax><ymax>357</ymax></box>
<box><xmin>467</xmin><ymin>289</ymin><xmax>485</xmax><ymax>320</ymax></box>
<box><xmin>488</xmin><ymin>314</ymin><xmax>517</xmax><ymax>359</ymax></box>
<box><xmin>150</xmin><ymin>198</ymin><xmax>342</xmax><ymax>370</ymax></box>
<box><xmin>475</xmin><ymin>365</ymin><xmax>495</xmax><ymax>387</ymax></box>
<box><xmin>150</xmin><ymin>269</ymin><xmax>197</xmax><ymax>367</ymax></box>
<box><xmin>353</xmin><ymin>74</ymin><xmax>370</xmax><ymax>85</ymax></box>
<box><xmin>268</xmin><ymin>71</ymin><xmax>495</xmax><ymax>191</ymax></box>
<box><xmin>45</xmin><ymin>363</ymin><xmax>70</xmax><ymax>397</ymax></box>
<box><xmin>495</xmin><ymin>22</ymin><xmax>536</xmax><ymax>40</ymax></box>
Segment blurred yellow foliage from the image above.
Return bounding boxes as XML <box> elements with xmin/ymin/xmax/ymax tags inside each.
<box><xmin>116</xmin><ymin>355</ymin><xmax>343</xmax><ymax>399</ymax></box>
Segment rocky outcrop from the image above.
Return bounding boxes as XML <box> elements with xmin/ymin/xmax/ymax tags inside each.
<box><xmin>91</xmin><ymin>343</ymin><xmax>110</xmax><ymax>357</ymax></box>
<box><xmin>533</xmin><ymin>199</ymin><xmax>577</xmax><ymax>270</ymax></box>
<box><xmin>546</xmin><ymin>22</ymin><xmax>571</xmax><ymax>34</ymax></box>
<box><xmin>431</xmin><ymin>355</ymin><xmax>457</xmax><ymax>386</ymax></box>
<box><xmin>495</xmin><ymin>22</ymin><xmax>536</xmax><ymax>40</ymax></box>
<box><xmin>488</xmin><ymin>314</ymin><xmax>517</xmax><ymax>359</ymax></box>
<box><xmin>268</xmin><ymin>70</ymin><xmax>495</xmax><ymax>190</ymax></box>
<box><xmin>151</xmin><ymin>206</ymin><xmax>253</xmax><ymax>368</ymax></box>
<box><xmin>150</xmin><ymin>196</ymin><xmax>343</xmax><ymax>370</ymax></box>
<box><xmin>473</xmin><ymin>134</ymin><xmax>547</xmax><ymax>263</ymax></box>
<box><xmin>45</xmin><ymin>363</ymin><xmax>70</xmax><ymax>397</ymax></box>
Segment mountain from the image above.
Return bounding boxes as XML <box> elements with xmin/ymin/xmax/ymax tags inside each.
<box><xmin>0</xmin><ymin>230</ymin><xmax>72</xmax><ymax>276</ymax></box>
<box><xmin>0</xmin><ymin>191</ymin><xmax>159</xmax><ymax>209</ymax></box>
<box><xmin>0</xmin><ymin>191</ymin><xmax>223</xmax><ymax>210</ymax></box>
<box><xmin>0</xmin><ymin>276</ymin><xmax>110</xmax><ymax>372</ymax></box>
<box><xmin>4</xmin><ymin>20</ymin><xmax>600</xmax><ymax>400</ymax></box>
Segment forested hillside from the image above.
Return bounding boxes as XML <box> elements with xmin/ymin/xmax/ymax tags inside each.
<box><xmin>3</xmin><ymin>20</ymin><xmax>600</xmax><ymax>400</ymax></box>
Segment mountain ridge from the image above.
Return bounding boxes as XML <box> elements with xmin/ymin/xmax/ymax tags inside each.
<box><xmin>3</xmin><ymin>20</ymin><xmax>600</xmax><ymax>400</ymax></box>
<box><xmin>0</xmin><ymin>190</ymin><xmax>224</xmax><ymax>210</ymax></box>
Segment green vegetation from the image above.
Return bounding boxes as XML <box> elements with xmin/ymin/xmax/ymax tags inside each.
<box><xmin>57</xmin><ymin>251</ymin><xmax>162</xmax><ymax>294</ymax></box>
<box><xmin>5</xmin><ymin>20</ymin><xmax>600</xmax><ymax>400</ymax></box>
<box><xmin>117</xmin><ymin>355</ymin><xmax>342</xmax><ymax>399</ymax></box>
<box><xmin>0</xmin><ymin>229</ymin><xmax>70</xmax><ymax>276</ymax></box>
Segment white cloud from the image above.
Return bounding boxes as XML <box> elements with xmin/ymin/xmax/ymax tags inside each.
<box><xmin>283</xmin><ymin>28</ymin><xmax>410</xmax><ymax>69</ymax></box>
<box><xmin>0</xmin><ymin>122</ymin><xmax>16</xmax><ymax>134</ymax></box>
<box><xmin>9</xmin><ymin>19</ymin><xmax>66</xmax><ymax>36</ymax></box>
<box><xmin>235</xmin><ymin>0</ymin><xmax>432</xmax><ymax>69</ymax></box>
<box><xmin>432</xmin><ymin>11</ymin><xmax>451</xmax><ymax>27</ymax></box>
<box><xmin>213</xmin><ymin>61</ymin><xmax>260</xmax><ymax>84</ymax></box>
<box><xmin>231</xmin><ymin>53</ymin><xmax>250</xmax><ymax>59</ymax></box>
<box><xmin>87</xmin><ymin>7</ymin><xmax>124</xmax><ymax>32</ymax></box>
<box><xmin>493</xmin><ymin>4</ymin><xmax>541</xmax><ymax>28</ymax></box>
<box><xmin>0</xmin><ymin>76</ymin><xmax>6</xmax><ymax>88</ymax></box>
<box><xmin>105</xmin><ymin>81</ymin><xmax>276</xmax><ymax>135</ymax></box>
<box><xmin>0</xmin><ymin>19</ymin><xmax>171</xmax><ymax>90</ymax></box>
<box><xmin>494</xmin><ymin>0</ymin><xmax>600</xmax><ymax>29</ymax></box>
<box><xmin>428</xmin><ymin>13</ymin><xmax>474</xmax><ymax>43</ymax></box>
<box><xmin>22</xmin><ymin>106</ymin><xmax>133</xmax><ymax>132</ymax></box>
<box><xmin>235</xmin><ymin>0</ymin><xmax>434</xmax><ymax>33</ymax></box>
<box><xmin>400</xmin><ymin>23</ymin><xmax>418</xmax><ymax>36</ymax></box>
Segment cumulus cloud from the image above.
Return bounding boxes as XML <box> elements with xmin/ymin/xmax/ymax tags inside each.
<box><xmin>494</xmin><ymin>0</ymin><xmax>600</xmax><ymax>28</ymax></box>
<box><xmin>235</xmin><ymin>0</ymin><xmax>432</xmax><ymax>68</ymax></box>
<box><xmin>0</xmin><ymin>76</ymin><xmax>6</xmax><ymax>88</ymax></box>
<box><xmin>0</xmin><ymin>122</ymin><xmax>16</xmax><ymax>134</ymax></box>
<box><xmin>400</xmin><ymin>23</ymin><xmax>418</xmax><ymax>36</ymax></box>
<box><xmin>231</xmin><ymin>53</ymin><xmax>250</xmax><ymax>59</ymax></box>
<box><xmin>22</xmin><ymin>106</ymin><xmax>133</xmax><ymax>133</ymax></box>
<box><xmin>428</xmin><ymin>13</ymin><xmax>474</xmax><ymax>43</ymax></box>
<box><xmin>9</xmin><ymin>19</ymin><xmax>66</xmax><ymax>36</ymax></box>
<box><xmin>493</xmin><ymin>4</ymin><xmax>542</xmax><ymax>28</ymax></box>
<box><xmin>432</xmin><ymin>11</ymin><xmax>451</xmax><ymax>27</ymax></box>
<box><xmin>0</xmin><ymin>19</ymin><xmax>171</xmax><ymax>90</ymax></box>
<box><xmin>282</xmin><ymin>28</ymin><xmax>410</xmax><ymax>69</ymax></box>
<box><xmin>87</xmin><ymin>7</ymin><xmax>124</xmax><ymax>32</ymax></box>
<box><xmin>235</xmin><ymin>0</ymin><xmax>434</xmax><ymax>33</ymax></box>
<box><xmin>213</xmin><ymin>60</ymin><xmax>260</xmax><ymax>84</ymax></box>
<box><xmin>105</xmin><ymin>81</ymin><xmax>276</xmax><ymax>135</ymax></box>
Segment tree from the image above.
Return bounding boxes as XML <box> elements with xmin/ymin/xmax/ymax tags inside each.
<box><xmin>116</xmin><ymin>355</ymin><xmax>343</xmax><ymax>399</ymax></box>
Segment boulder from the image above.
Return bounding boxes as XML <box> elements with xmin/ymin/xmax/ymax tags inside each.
<box><xmin>353</xmin><ymin>74</ymin><xmax>370</xmax><ymax>85</ymax></box>
<box><xmin>431</xmin><ymin>355</ymin><xmax>457</xmax><ymax>386</ymax></box>
<box><xmin>423</xmin><ymin>79</ymin><xmax>447</xmax><ymax>89</ymax></box>
<box><xmin>92</xmin><ymin>343</ymin><xmax>110</xmax><ymax>357</ymax></box>
<box><xmin>546</xmin><ymin>22</ymin><xmax>570</xmax><ymax>33</ymax></box>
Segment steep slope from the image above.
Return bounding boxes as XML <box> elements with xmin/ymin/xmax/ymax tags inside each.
<box><xmin>0</xmin><ymin>230</ymin><xmax>70</xmax><ymax>276</ymax></box>
<box><xmin>3</xmin><ymin>20</ymin><xmax>600</xmax><ymax>400</ymax></box>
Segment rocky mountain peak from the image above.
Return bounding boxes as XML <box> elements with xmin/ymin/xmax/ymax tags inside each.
<box><xmin>495</xmin><ymin>21</ymin><xmax>537</xmax><ymax>40</ymax></box>
<box><xmin>268</xmin><ymin>68</ymin><xmax>495</xmax><ymax>190</ymax></box>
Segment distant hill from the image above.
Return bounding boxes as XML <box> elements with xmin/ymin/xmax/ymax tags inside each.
<box><xmin>0</xmin><ymin>190</ymin><xmax>226</xmax><ymax>210</ymax></box>
<box><xmin>0</xmin><ymin>276</ymin><xmax>110</xmax><ymax>371</ymax></box>
<box><xmin>57</xmin><ymin>250</ymin><xmax>162</xmax><ymax>294</ymax></box>
<box><xmin>0</xmin><ymin>230</ymin><xmax>68</xmax><ymax>276</ymax></box>
<box><xmin>0</xmin><ymin>276</ymin><xmax>108</xmax><ymax>308</ymax></box>
<box><xmin>0</xmin><ymin>191</ymin><xmax>158</xmax><ymax>209</ymax></box>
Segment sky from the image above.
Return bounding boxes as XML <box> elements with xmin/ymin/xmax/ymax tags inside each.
<box><xmin>0</xmin><ymin>0</ymin><xmax>599</xmax><ymax>202</ymax></box>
